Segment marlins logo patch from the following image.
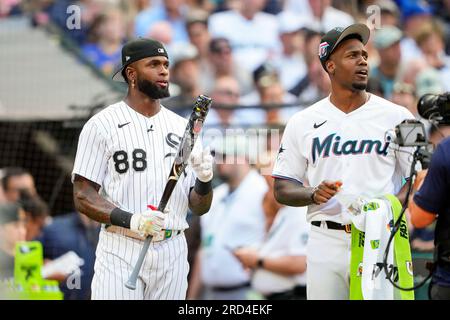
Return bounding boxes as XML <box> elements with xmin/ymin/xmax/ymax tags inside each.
<box><xmin>319</xmin><ymin>42</ymin><xmax>330</xmax><ymax>58</ymax></box>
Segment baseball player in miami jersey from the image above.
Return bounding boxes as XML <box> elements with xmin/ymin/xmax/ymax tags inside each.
<box><xmin>272</xmin><ymin>24</ymin><xmax>415</xmax><ymax>300</ymax></box>
<box><xmin>72</xmin><ymin>38</ymin><xmax>213</xmax><ymax>300</ymax></box>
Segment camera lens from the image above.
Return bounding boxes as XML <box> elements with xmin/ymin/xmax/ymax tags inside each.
<box><xmin>418</xmin><ymin>94</ymin><xmax>439</xmax><ymax>119</ymax></box>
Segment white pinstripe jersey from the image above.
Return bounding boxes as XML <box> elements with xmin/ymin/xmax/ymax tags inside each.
<box><xmin>273</xmin><ymin>94</ymin><xmax>415</xmax><ymax>224</ymax></box>
<box><xmin>72</xmin><ymin>101</ymin><xmax>199</xmax><ymax>230</ymax></box>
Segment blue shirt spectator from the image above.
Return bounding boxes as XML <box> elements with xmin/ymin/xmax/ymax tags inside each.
<box><xmin>134</xmin><ymin>2</ymin><xmax>188</xmax><ymax>43</ymax></box>
<box><xmin>37</xmin><ymin>212</ymin><xmax>99</xmax><ymax>300</ymax></box>
<box><xmin>81</xmin><ymin>43</ymin><xmax>122</xmax><ymax>75</ymax></box>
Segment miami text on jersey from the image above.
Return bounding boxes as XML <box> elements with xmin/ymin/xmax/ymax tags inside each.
<box><xmin>311</xmin><ymin>133</ymin><xmax>391</xmax><ymax>163</ymax></box>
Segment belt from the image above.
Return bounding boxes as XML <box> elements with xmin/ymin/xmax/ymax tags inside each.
<box><xmin>265</xmin><ymin>285</ymin><xmax>307</xmax><ymax>300</ymax></box>
<box><xmin>211</xmin><ymin>282</ymin><xmax>251</xmax><ymax>292</ymax></box>
<box><xmin>311</xmin><ymin>220</ymin><xmax>352</xmax><ymax>233</ymax></box>
<box><xmin>105</xmin><ymin>225</ymin><xmax>183</xmax><ymax>242</ymax></box>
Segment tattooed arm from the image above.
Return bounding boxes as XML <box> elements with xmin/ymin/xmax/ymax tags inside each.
<box><xmin>73</xmin><ymin>174</ymin><xmax>116</xmax><ymax>224</ymax></box>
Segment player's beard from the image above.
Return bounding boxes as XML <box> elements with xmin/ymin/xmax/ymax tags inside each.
<box><xmin>137</xmin><ymin>79</ymin><xmax>170</xmax><ymax>99</ymax></box>
<box><xmin>351</xmin><ymin>81</ymin><xmax>367</xmax><ymax>91</ymax></box>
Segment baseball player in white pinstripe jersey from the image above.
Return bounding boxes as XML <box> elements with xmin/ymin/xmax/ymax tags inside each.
<box><xmin>72</xmin><ymin>38</ymin><xmax>214</xmax><ymax>300</ymax></box>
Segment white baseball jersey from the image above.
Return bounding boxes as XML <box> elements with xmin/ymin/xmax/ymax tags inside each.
<box><xmin>273</xmin><ymin>94</ymin><xmax>415</xmax><ymax>224</ymax></box>
<box><xmin>72</xmin><ymin>101</ymin><xmax>200</xmax><ymax>299</ymax></box>
<box><xmin>252</xmin><ymin>206</ymin><xmax>309</xmax><ymax>295</ymax></box>
<box><xmin>72</xmin><ymin>101</ymin><xmax>199</xmax><ymax>229</ymax></box>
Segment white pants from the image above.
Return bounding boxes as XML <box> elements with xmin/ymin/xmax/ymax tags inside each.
<box><xmin>91</xmin><ymin>229</ymin><xmax>189</xmax><ymax>300</ymax></box>
<box><xmin>306</xmin><ymin>224</ymin><xmax>352</xmax><ymax>300</ymax></box>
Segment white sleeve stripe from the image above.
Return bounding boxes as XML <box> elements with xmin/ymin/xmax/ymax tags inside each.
<box><xmin>272</xmin><ymin>174</ymin><xmax>304</xmax><ymax>185</ymax></box>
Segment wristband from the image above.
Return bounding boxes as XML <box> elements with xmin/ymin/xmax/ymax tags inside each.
<box><xmin>194</xmin><ymin>179</ymin><xmax>212</xmax><ymax>196</ymax></box>
<box><xmin>110</xmin><ymin>208</ymin><xmax>133</xmax><ymax>229</ymax></box>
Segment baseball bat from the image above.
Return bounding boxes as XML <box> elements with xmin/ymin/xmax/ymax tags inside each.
<box><xmin>125</xmin><ymin>95</ymin><xmax>212</xmax><ymax>290</ymax></box>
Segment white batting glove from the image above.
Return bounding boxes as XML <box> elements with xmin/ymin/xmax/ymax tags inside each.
<box><xmin>130</xmin><ymin>209</ymin><xmax>165</xmax><ymax>237</ymax></box>
<box><xmin>189</xmin><ymin>146</ymin><xmax>214</xmax><ymax>182</ymax></box>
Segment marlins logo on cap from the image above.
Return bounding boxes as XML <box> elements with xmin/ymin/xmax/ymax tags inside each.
<box><xmin>319</xmin><ymin>42</ymin><xmax>330</xmax><ymax>59</ymax></box>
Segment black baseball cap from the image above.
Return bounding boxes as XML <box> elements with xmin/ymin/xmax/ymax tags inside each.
<box><xmin>319</xmin><ymin>23</ymin><xmax>370</xmax><ymax>71</ymax></box>
<box><xmin>112</xmin><ymin>38</ymin><xmax>169</xmax><ymax>82</ymax></box>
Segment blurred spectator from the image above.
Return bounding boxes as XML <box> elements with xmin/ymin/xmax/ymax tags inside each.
<box><xmin>376</xmin><ymin>0</ymin><xmax>400</xmax><ymax>27</ymax></box>
<box><xmin>186</xmin><ymin>10</ymin><xmax>211</xmax><ymax>55</ymax></box>
<box><xmin>208</xmin><ymin>0</ymin><xmax>280</xmax><ymax>72</ymax></box>
<box><xmin>186</xmin><ymin>9</ymin><xmax>210</xmax><ymax>61</ymax></box>
<box><xmin>302</xmin><ymin>57</ymin><xmax>330</xmax><ymax>104</ymax></box>
<box><xmin>186</xmin><ymin>10</ymin><xmax>214</xmax><ymax>92</ymax></box>
<box><xmin>305</xmin><ymin>0</ymin><xmax>354</xmax><ymax>32</ymax></box>
<box><xmin>134</xmin><ymin>0</ymin><xmax>189</xmax><ymax>43</ymax></box>
<box><xmin>237</xmin><ymin>65</ymin><xmax>299</xmax><ymax>126</ymax></box>
<box><xmin>233</xmin><ymin>157</ymin><xmax>309</xmax><ymax>300</ymax></box>
<box><xmin>37</xmin><ymin>211</ymin><xmax>100</xmax><ymax>300</ymax></box>
<box><xmin>431</xmin><ymin>0</ymin><xmax>450</xmax><ymax>55</ymax></box>
<box><xmin>205</xmin><ymin>76</ymin><xmax>241</xmax><ymax>128</ymax></box>
<box><xmin>274</xmin><ymin>11</ymin><xmax>308</xmax><ymax>92</ymax></box>
<box><xmin>163</xmin><ymin>43</ymin><xmax>201</xmax><ymax>114</ymax></box>
<box><xmin>391</xmin><ymin>82</ymin><xmax>418</xmax><ymax>117</ymax></box>
<box><xmin>81</xmin><ymin>7</ymin><xmax>126</xmax><ymax>76</ymax></box>
<box><xmin>189</xmin><ymin>135</ymin><xmax>267</xmax><ymax>299</ymax></box>
<box><xmin>202</xmin><ymin>37</ymin><xmax>253</xmax><ymax>95</ymax></box>
<box><xmin>259</xmin><ymin>79</ymin><xmax>285</xmax><ymax>125</ymax></box>
<box><xmin>370</xmin><ymin>25</ymin><xmax>403</xmax><ymax>99</ymax></box>
<box><xmin>18</xmin><ymin>191</ymin><xmax>50</xmax><ymax>241</ymax></box>
<box><xmin>147</xmin><ymin>20</ymin><xmax>174</xmax><ymax>47</ymax></box>
<box><xmin>240</xmin><ymin>63</ymin><xmax>298</xmax><ymax>108</ymax></box>
<box><xmin>398</xmin><ymin>58</ymin><xmax>428</xmax><ymax>87</ymax></box>
<box><xmin>398</xmin><ymin>0</ymin><xmax>432</xmax><ymax>64</ymax></box>
<box><xmin>415</xmin><ymin>68</ymin><xmax>444</xmax><ymax>100</ymax></box>
<box><xmin>1</xmin><ymin>167</ymin><xmax>37</xmax><ymax>202</ymax></box>
<box><xmin>415</xmin><ymin>21</ymin><xmax>450</xmax><ymax>92</ymax></box>
<box><xmin>0</xmin><ymin>203</ymin><xmax>26</xmax><ymax>280</ymax></box>
<box><xmin>290</xmin><ymin>45</ymin><xmax>331</xmax><ymax>106</ymax></box>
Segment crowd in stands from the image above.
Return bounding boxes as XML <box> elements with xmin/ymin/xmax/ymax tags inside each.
<box><xmin>2</xmin><ymin>0</ymin><xmax>450</xmax><ymax>300</ymax></box>
<box><xmin>3</xmin><ymin>0</ymin><xmax>450</xmax><ymax>126</ymax></box>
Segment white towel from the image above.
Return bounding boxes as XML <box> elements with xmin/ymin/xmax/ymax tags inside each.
<box><xmin>360</xmin><ymin>198</ymin><xmax>394</xmax><ymax>300</ymax></box>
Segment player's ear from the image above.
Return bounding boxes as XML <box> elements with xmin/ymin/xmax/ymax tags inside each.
<box><xmin>126</xmin><ymin>66</ymin><xmax>136</xmax><ymax>83</ymax></box>
<box><xmin>326</xmin><ymin>60</ymin><xmax>335</xmax><ymax>75</ymax></box>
